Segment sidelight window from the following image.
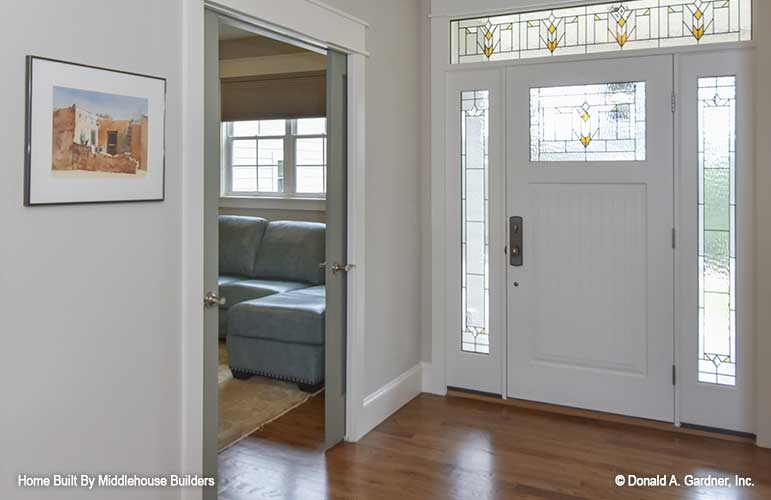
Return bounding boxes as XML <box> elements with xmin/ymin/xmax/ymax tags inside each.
<box><xmin>461</xmin><ymin>90</ymin><xmax>490</xmax><ymax>355</ymax></box>
<box><xmin>697</xmin><ymin>76</ymin><xmax>736</xmax><ymax>386</ymax></box>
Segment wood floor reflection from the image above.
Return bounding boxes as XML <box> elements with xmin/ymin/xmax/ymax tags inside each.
<box><xmin>217</xmin><ymin>393</ymin><xmax>771</xmax><ymax>500</ymax></box>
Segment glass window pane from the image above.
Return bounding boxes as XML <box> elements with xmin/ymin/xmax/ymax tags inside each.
<box><xmin>530</xmin><ymin>82</ymin><xmax>646</xmax><ymax>162</ymax></box>
<box><xmin>296</xmin><ymin>138</ymin><xmax>325</xmax><ymax>165</ymax></box>
<box><xmin>297</xmin><ymin>166</ymin><xmax>325</xmax><ymax>194</ymax></box>
<box><xmin>451</xmin><ymin>1</ymin><xmax>751</xmax><ymax>65</ymax></box>
<box><xmin>231</xmin><ymin>139</ymin><xmax>256</xmax><ymax>166</ymax></box>
<box><xmin>232</xmin><ymin>166</ymin><xmax>256</xmax><ymax>192</ymax></box>
<box><xmin>296</xmin><ymin>138</ymin><xmax>326</xmax><ymax>194</ymax></box>
<box><xmin>232</xmin><ymin>121</ymin><xmax>260</xmax><ymax>137</ymax></box>
<box><xmin>258</xmin><ymin>119</ymin><xmax>286</xmax><ymax>136</ymax></box>
<box><xmin>296</xmin><ymin>118</ymin><xmax>326</xmax><ymax>135</ymax></box>
<box><xmin>698</xmin><ymin>75</ymin><xmax>736</xmax><ymax>387</ymax></box>
<box><xmin>257</xmin><ymin>139</ymin><xmax>283</xmax><ymax>166</ymax></box>
<box><xmin>231</xmin><ymin>120</ymin><xmax>286</xmax><ymax>137</ymax></box>
<box><xmin>461</xmin><ymin>90</ymin><xmax>490</xmax><ymax>355</ymax></box>
<box><xmin>256</xmin><ymin>139</ymin><xmax>284</xmax><ymax>193</ymax></box>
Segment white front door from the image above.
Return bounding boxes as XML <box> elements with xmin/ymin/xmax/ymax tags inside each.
<box><xmin>506</xmin><ymin>55</ymin><xmax>675</xmax><ymax>421</ymax></box>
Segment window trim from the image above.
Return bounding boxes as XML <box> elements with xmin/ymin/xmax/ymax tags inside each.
<box><xmin>221</xmin><ymin>118</ymin><xmax>327</xmax><ymax>200</ymax></box>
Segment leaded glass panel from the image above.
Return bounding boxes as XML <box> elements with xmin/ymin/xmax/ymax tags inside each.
<box><xmin>461</xmin><ymin>90</ymin><xmax>490</xmax><ymax>355</ymax></box>
<box><xmin>698</xmin><ymin>76</ymin><xmax>736</xmax><ymax>386</ymax></box>
<box><xmin>530</xmin><ymin>81</ymin><xmax>646</xmax><ymax>162</ymax></box>
<box><xmin>450</xmin><ymin>1</ymin><xmax>752</xmax><ymax>64</ymax></box>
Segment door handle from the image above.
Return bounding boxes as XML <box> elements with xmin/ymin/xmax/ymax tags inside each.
<box><xmin>204</xmin><ymin>291</ymin><xmax>226</xmax><ymax>308</ymax></box>
<box><xmin>331</xmin><ymin>263</ymin><xmax>355</xmax><ymax>274</ymax></box>
<box><xmin>510</xmin><ymin>216</ymin><xmax>523</xmax><ymax>266</ymax></box>
<box><xmin>319</xmin><ymin>262</ymin><xmax>355</xmax><ymax>274</ymax></box>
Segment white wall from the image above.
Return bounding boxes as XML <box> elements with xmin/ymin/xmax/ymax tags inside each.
<box><xmin>420</xmin><ymin>0</ymin><xmax>433</xmax><ymax>361</ymax></box>
<box><xmin>322</xmin><ymin>0</ymin><xmax>424</xmax><ymax>395</ymax></box>
<box><xmin>0</xmin><ymin>1</ymin><xmax>183</xmax><ymax>498</ymax></box>
<box><xmin>430</xmin><ymin>0</ymin><xmax>608</xmax><ymax>16</ymax></box>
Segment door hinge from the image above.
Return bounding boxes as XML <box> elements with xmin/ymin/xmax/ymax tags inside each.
<box><xmin>671</xmin><ymin>91</ymin><xmax>677</xmax><ymax>113</ymax></box>
<box><xmin>672</xmin><ymin>227</ymin><xmax>676</xmax><ymax>249</ymax></box>
<box><xmin>672</xmin><ymin>365</ymin><xmax>677</xmax><ymax>386</ymax></box>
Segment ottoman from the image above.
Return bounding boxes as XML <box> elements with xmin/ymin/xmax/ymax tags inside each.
<box><xmin>226</xmin><ymin>286</ymin><xmax>325</xmax><ymax>392</ymax></box>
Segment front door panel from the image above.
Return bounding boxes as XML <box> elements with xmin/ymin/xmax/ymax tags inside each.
<box><xmin>506</xmin><ymin>56</ymin><xmax>675</xmax><ymax>421</ymax></box>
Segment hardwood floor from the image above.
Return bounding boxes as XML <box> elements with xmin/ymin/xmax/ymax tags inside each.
<box><xmin>218</xmin><ymin>393</ymin><xmax>771</xmax><ymax>500</ymax></box>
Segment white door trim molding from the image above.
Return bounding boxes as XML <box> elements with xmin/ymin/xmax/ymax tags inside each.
<box><xmin>181</xmin><ymin>2</ymin><xmax>367</xmax><ymax>498</ymax></box>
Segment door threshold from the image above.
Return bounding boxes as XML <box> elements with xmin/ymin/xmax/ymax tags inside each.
<box><xmin>446</xmin><ymin>389</ymin><xmax>756</xmax><ymax>444</ymax></box>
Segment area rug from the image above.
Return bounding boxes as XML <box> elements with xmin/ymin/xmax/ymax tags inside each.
<box><xmin>218</xmin><ymin>342</ymin><xmax>312</xmax><ymax>451</ymax></box>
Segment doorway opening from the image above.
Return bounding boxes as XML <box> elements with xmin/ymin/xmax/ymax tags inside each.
<box><xmin>203</xmin><ymin>12</ymin><xmax>349</xmax><ymax>494</ymax></box>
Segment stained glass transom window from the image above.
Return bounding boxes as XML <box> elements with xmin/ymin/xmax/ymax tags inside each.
<box><xmin>461</xmin><ymin>90</ymin><xmax>490</xmax><ymax>355</ymax></box>
<box><xmin>530</xmin><ymin>82</ymin><xmax>646</xmax><ymax>162</ymax></box>
<box><xmin>698</xmin><ymin>76</ymin><xmax>736</xmax><ymax>386</ymax></box>
<box><xmin>450</xmin><ymin>1</ymin><xmax>752</xmax><ymax>64</ymax></box>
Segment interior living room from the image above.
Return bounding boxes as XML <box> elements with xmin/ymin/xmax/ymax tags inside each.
<box><xmin>213</xmin><ymin>23</ymin><xmax>331</xmax><ymax>455</ymax></box>
<box><xmin>3</xmin><ymin>1</ymin><xmax>771</xmax><ymax>500</ymax></box>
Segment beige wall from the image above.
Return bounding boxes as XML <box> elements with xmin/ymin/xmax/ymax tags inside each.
<box><xmin>754</xmin><ymin>0</ymin><xmax>771</xmax><ymax>448</ymax></box>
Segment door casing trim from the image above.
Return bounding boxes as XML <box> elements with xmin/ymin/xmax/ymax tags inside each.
<box><xmin>181</xmin><ymin>2</ymin><xmax>368</xmax><ymax>499</ymax></box>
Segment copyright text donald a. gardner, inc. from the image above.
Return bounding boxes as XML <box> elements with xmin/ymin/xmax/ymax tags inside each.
<box><xmin>614</xmin><ymin>474</ymin><xmax>754</xmax><ymax>488</ymax></box>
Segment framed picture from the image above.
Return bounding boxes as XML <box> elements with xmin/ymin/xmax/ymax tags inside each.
<box><xmin>25</xmin><ymin>56</ymin><xmax>166</xmax><ymax>205</ymax></box>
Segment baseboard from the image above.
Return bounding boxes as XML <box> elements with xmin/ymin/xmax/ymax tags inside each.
<box><xmin>421</xmin><ymin>361</ymin><xmax>432</xmax><ymax>392</ymax></box>
<box><xmin>355</xmin><ymin>363</ymin><xmax>422</xmax><ymax>440</ymax></box>
<box><xmin>419</xmin><ymin>361</ymin><xmax>447</xmax><ymax>396</ymax></box>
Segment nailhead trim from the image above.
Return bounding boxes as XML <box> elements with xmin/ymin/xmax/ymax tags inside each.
<box><xmin>229</xmin><ymin>366</ymin><xmax>322</xmax><ymax>385</ymax></box>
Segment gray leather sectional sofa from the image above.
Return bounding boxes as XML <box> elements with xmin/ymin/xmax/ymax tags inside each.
<box><xmin>218</xmin><ymin>215</ymin><xmax>325</xmax><ymax>391</ymax></box>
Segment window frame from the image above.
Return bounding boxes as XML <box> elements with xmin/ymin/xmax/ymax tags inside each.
<box><xmin>221</xmin><ymin>118</ymin><xmax>327</xmax><ymax>200</ymax></box>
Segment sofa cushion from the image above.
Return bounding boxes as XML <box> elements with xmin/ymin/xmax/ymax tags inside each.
<box><xmin>219</xmin><ymin>216</ymin><xmax>268</xmax><ymax>277</ymax></box>
<box><xmin>218</xmin><ymin>275</ymin><xmax>241</xmax><ymax>287</ymax></box>
<box><xmin>228</xmin><ymin>286</ymin><xmax>326</xmax><ymax>345</ymax></box>
<box><xmin>219</xmin><ymin>279</ymin><xmax>308</xmax><ymax>309</ymax></box>
<box><xmin>251</xmin><ymin>221</ymin><xmax>325</xmax><ymax>285</ymax></box>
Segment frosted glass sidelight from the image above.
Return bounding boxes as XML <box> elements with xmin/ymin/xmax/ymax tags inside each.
<box><xmin>698</xmin><ymin>76</ymin><xmax>736</xmax><ymax>386</ymax></box>
<box><xmin>461</xmin><ymin>90</ymin><xmax>490</xmax><ymax>355</ymax></box>
<box><xmin>450</xmin><ymin>0</ymin><xmax>752</xmax><ymax>64</ymax></box>
<box><xmin>530</xmin><ymin>81</ymin><xmax>646</xmax><ymax>162</ymax></box>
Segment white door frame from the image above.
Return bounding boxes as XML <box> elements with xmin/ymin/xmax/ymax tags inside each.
<box><xmin>428</xmin><ymin>7</ymin><xmax>758</xmax><ymax>430</ymax></box>
<box><xmin>181</xmin><ymin>1</ymin><xmax>369</xmax><ymax>497</ymax></box>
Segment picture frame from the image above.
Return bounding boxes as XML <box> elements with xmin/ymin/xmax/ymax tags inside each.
<box><xmin>25</xmin><ymin>56</ymin><xmax>166</xmax><ymax>206</ymax></box>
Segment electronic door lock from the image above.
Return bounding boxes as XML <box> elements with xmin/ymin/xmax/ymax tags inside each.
<box><xmin>509</xmin><ymin>216</ymin><xmax>523</xmax><ymax>266</ymax></box>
